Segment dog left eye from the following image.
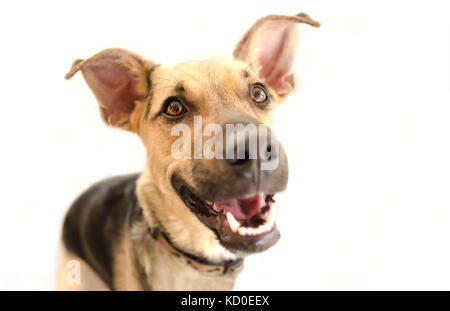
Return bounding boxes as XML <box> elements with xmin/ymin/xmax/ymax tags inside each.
<box><xmin>250</xmin><ymin>84</ymin><xmax>268</xmax><ymax>105</ymax></box>
<box><xmin>163</xmin><ymin>98</ymin><xmax>186</xmax><ymax>118</ymax></box>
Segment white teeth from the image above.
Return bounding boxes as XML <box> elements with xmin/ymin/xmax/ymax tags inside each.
<box><xmin>225</xmin><ymin>203</ymin><xmax>277</xmax><ymax>237</ymax></box>
<box><xmin>254</xmin><ymin>226</ymin><xmax>264</xmax><ymax>235</ymax></box>
<box><xmin>238</xmin><ymin>227</ymin><xmax>248</xmax><ymax>236</ymax></box>
<box><xmin>212</xmin><ymin>204</ymin><xmax>221</xmax><ymax>213</ymax></box>
<box><xmin>226</xmin><ymin>212</ymin><xmax>240</xmax><ymax>232</ymax></box>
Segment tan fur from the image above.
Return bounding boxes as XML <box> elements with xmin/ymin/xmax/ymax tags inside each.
<box><xmin>113</xmin><ymin>231</ymin><xmax>143</xmax><ymax>290</ymax></box>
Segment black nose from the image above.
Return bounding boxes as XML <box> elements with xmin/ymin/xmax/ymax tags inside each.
<box><xmin>224</xmin><ymin>125</ymin><xmax>280</xmax><ymax>174</ymax></box>
<box><xmin>194</xmin><ymin>118</ymin><xmax>288</xmax><ymax>202</ymax></box>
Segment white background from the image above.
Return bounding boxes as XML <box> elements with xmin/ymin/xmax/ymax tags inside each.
<box><xmin>0</xmin><ymin>0</ymin><xmax>449</xmax><ymax>290</ymax></box>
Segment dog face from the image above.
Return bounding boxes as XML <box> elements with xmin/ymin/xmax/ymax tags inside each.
<box><xmin>139</xmin><ymin>58</ymin><xmax>290</xmax><ymax>254</ymax></box>
<box><xmin>66</xmin><ymin>13</ymin><xmax>319</xmax><ymax>258</ymax></box>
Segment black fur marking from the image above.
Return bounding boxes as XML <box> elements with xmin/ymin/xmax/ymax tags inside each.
<box><xmin>62</xmin><ymin>173</ymin><xmax>140</xmax><ymax>289</ymax></box>
<box><xmin>143</xmin><ymin>64</ymin><xmax>160</xmax><ymax>121</ymax></box>
<box><xmin>144</xmin><ymin>96</ymin><xmax>152</xmax><ymax>121</ymax></box>
<box><xmin>175</xmin><ymin>82</ymin><xmax>184</xmax><ymax>93</ymax></box>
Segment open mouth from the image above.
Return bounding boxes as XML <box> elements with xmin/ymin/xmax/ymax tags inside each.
<box><xmin>214</xmin><ymin>193</ymin><xmax>276</xmax><ymax>236</ymax></box>
<box><xmin>172</xmin><ymin>175</ymin><xmax>280</xmax><ymax>253</ymax></box>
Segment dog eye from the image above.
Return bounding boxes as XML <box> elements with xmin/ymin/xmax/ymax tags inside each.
<box><xmin>163</xmin><ymin>99</ymin><xmax>186</xmax><ymax>117</ymax></box>
<box><xmin>250</xmin><ymin>84</ymin><xmax>268</xmax><ymax>105</ymax></box>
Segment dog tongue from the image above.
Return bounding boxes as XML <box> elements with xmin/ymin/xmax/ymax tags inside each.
<box><xmin>215</xmin><ymin>193</ymin><xmax>263</xmax><ymax>220</ymax></box>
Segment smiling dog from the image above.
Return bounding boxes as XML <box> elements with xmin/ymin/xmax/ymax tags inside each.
<box><xmin>58</xmin><ymin>13</ymin><xmax>319</xmax><ymax>290</ymax></box>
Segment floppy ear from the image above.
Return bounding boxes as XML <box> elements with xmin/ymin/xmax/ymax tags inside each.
<box><xmin>65</xmin><ymin>48</ymin><xmax>155</xmax><ymax>130</ymax></box>
<box><xmin>233</xmin><ymin>13</ymin><xmax>319</xmax><ymax>98</ymax></box>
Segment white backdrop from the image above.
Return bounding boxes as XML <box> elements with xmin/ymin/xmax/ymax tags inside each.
<box><xmin>0</xmin><ymin>0</ymin><xmax>449</xmax><ymax>290</ymax></box>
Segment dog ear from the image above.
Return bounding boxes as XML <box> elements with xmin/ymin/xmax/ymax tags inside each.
<box><xmin>233</xmin><ymin>13</ymin><xmax>319</xmax><ymax>98</ymax></box>
<box><xmin>65</xmin><ymin>48</ymin><xmax>155</xmax><ymax>130</ymax></box>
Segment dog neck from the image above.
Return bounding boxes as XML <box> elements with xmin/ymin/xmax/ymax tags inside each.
<box><xmin>147</xmin><ymin>225</ymin><xmax>244</xmax><ymax>275</ymax></box>
<box><xmin>128</xmin><ymin>202</ymin><xmax>240</xmax><ymax>290</ymax></box>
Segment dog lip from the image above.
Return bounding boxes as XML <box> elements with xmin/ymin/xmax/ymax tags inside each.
<box><xmin>171</xmin><ymin>173</ymin><xmax>219</xmax><ymax>217</ymax></box>
<box><xmin>216</xmin><ymin>223</ymin><xmax>281</xmax><ymax>253</ymax></box>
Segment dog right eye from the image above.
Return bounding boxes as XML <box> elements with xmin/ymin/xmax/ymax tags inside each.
<box><xmin>250</xmin><ymin>83</ymin><xmax>270</xmax><ymax>108</ymax></box>
<box><xmin>162</xmin><ymin>98</ymin><xmax>187</xmax><ymax>118</ymax></box>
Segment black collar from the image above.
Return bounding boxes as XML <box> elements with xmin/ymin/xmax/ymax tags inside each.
<box><xmin>148</xmin><ymin>226</ymin><xmax>244</xmax><ymax>275</ymax></box>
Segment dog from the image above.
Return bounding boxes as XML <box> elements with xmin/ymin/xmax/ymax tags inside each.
<box><xmin>57</xmin><ymin>12</ymin><xmax>319</xmax><ymax>290</ymax></box>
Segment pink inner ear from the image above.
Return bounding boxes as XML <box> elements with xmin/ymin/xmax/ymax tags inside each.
<box><xmin>258</xmin><ymin>26</ymin><xmax>295</xmax><ymax>93</ymax></box>
<box><xmin>89</xmin><ymin>64</ymin><xmax>142</xmax><ymax>125</ymax></box>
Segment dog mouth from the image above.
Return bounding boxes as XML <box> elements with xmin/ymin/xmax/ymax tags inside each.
<box><xmin>213</xmin><ymin>194</ymin><xmax>276</xmax><ymax>236</ymax></box>
<box><xmin>172</xmin><ymin>175</ymin><xmax>280</xmax><ymax>253</ymax></box>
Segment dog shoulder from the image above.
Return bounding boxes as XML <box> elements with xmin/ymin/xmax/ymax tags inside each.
<box><xmin>62</xmin><ymin>173</ymin><xmax>140</xmax><ymax>289</ymax></box>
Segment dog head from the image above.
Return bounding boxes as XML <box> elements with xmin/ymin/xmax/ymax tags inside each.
<box><xmin>66</xmin><ymin>13</ymin><xmax>319</xmax><ymax>261</ymax></box>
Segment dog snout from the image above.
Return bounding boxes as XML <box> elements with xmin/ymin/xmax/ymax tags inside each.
<box><xmin>224</xmin><ymin>125</ymin><xmax>280</xmax><ymax>177</ymax></box>
<box><xmin>189</xmin><ymin>117</ymin><xmax>288</xmax><ymax>202</ymax></box>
